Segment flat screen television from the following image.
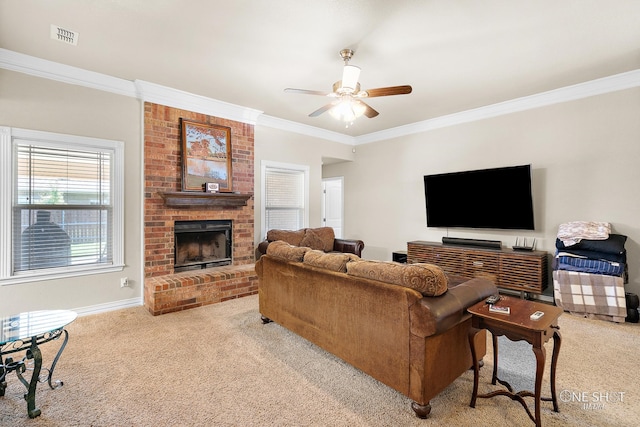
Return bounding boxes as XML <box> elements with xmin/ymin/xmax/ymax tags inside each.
<box><xmin>423</xmin><ymin>164</ymin><xmax>535</xmax><ymax>230</ymax></box>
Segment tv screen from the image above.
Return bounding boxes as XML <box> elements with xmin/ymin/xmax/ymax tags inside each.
<box><xmin>423</xmin><ymin>164</ymin><xmax>535</xmax><ymax>230</ymax></box>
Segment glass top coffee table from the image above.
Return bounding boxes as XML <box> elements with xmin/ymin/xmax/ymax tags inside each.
<box><xmin>1</xmin><ymin>310</ymin><xmax>77</xmax><ymax>418</ymax></box>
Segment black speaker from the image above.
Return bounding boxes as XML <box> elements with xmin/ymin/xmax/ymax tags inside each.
<box><xmin>392</xmin><ymin>251</ymin><xmax>407</xmax><ymax>263</ymax></box>
<box><xmin>626</xmin><ymin>292</ymin><xmax>639</xmax><ymax>310</ymax></box>
<box><xmin>442</xmin><ymin>237</ymin><xmax>502</xmax><ymax>249</ymax></box>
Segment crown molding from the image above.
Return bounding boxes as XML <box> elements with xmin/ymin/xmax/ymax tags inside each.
<box><xmin>0</xmin><ymin>48</ymin><xmax>137</xmax><ymax>97</ymax></box>
<box><xmin>134</xmin><ymin>80</ymin><xmax>263</xmax><ymax>125</ymax></box>
<box><xmin>256</xmin><ymin>115</ymin><xmax>356</xmax><ymax>145</ymax></box>
<box><xmin>2</xmin><ymin>48</ymin><xmax>639</xmax><ymax>145</ymax></box>
<box><xmin>0</xmin><ymin>48</ymin><xmax>262</xmax><ymax>125</ymax></box>
<box><xmin>356</xmin><ymin>69</ymin><xmax>640</xmax><ymax>145</ymax></box>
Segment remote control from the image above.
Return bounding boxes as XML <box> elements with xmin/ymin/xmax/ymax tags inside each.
<box><xmin>530</xmin><ymin>311</ymin><xmax>544</xmax><ymax>320</ymax></box>
<box><xmin>485</xmin><ymin>295</ymin><xmax>500</xmax><ymax>305</ymax></box>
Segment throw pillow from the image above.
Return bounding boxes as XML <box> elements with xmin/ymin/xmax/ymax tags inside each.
<box><xmin>346</xmin><ymin>260</ymin><xmax>448</xmax><ymax>297</ymax></box>
<box><xmin>300</xmin><ymin>227</ymin><xmax>335</xmax><ymax>252</ymax></box>
<box><xmin>266</xmin><ymin>229</ymin><xmax>306</xmax><ymax>246</ymax></box>
<box><xmin>266</xmin><ymin>240</ymin><xmax>309</xmax><ymax>262</ymax></box>
<box><xmin>303</xmin><ymin>250</ymin><xmax>360</xmax><ymax>273</ymax></box>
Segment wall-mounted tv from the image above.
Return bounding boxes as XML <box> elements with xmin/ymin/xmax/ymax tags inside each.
<box><xmin>423</xmin><ymin>164</ymin><xmax>535</xmax><ymax>230</ymax></box>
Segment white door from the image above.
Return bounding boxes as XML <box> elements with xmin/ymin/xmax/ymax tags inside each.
<box><xmin>322</xmin><ymin>177</ymin><xmax>344</xmax><ymax>238</ymax></box>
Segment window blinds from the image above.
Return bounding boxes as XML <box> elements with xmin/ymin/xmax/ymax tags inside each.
<box><xmin>13</xmin><ymin>143</ymin><xmax>113</xmax><ymax>272</ymax></box>
<box><xmin>264</xmin><ymin>167</ymin><xmax>305</xmax><ymax>232</ymax></box>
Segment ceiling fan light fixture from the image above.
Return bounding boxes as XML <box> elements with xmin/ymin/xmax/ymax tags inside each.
<box><xmin>285</xmin><ymin>48</ymin><xmax>411</xmax><ymax>123</ymax></box>
<box><xmin>329</xmin><ymin>97</ymin><xmax>366</xmax><ymax>125</ymax></box>
<box><xmin>341</xmin><ymin>64</ymin><xmax>361</xmax><ymax>92</ymax></box>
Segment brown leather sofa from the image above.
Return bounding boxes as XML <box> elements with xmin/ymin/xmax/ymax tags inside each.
<box><xmin>256</xmin><ymin>227</ymin><xmax>364</xmax><ymax>258</ymax></box>
<box><xmin>255</xmin><ymin>242</ymin><xmax>497</xmax><ymax>418</ymax></box>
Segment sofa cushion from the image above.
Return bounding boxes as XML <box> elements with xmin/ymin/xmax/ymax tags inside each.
<box><xmin>266</xmin><ymin>240</ymin><xmax>309</xmax><ymax>262</ymax></box>
<box><xmin>303</xmin><ymin>249</ymin><xmax>360</xmax><ymax>273</ymax></box>
<box><xmin>347</xmin><ymin>260</ymin><xmax>448</xmax><ymax>297</ymax></box>
<box><xmin>266</xmin><ymin>229</ymin><xmax>306</xmax><ymax>246</ymax></box>
<box><xmin>299</xmin><ymin>227</ymin><xmax>335</xmax><ymax>252</ymax></box>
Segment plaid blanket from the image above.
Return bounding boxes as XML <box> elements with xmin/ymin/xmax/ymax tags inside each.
<box><xmin>553</xmin><ymin>270</ymin><xmax>626</xmax><ymax>322</ymax></box>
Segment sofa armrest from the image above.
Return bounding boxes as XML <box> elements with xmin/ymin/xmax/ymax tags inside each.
<box><xmin>333</xmin><ymin>238</ymin><xmax>365</xmax><ymax>257</ymax></box>
<box><xmin>256</xmin><ymin>240</ymin><xmax>270</xmax><ymax>259</ymax></box>
<box><xmin>410</xmin><ymin>278</ymin><xmax>497</xmax><ymax>337</ymax></box>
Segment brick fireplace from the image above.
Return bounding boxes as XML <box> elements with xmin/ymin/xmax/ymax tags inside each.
<box><xmin>173</xmin><ymin>219</ymin><xmax>232</xmax><ymax>271</ymax></box>
<box><xmin>143</xmin><ymin>103</ymin><xmax>258</xmax><ymax>315</ymax></box>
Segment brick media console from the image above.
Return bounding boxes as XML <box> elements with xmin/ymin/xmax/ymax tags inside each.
<box><xmin>407</xmin><ymin>241</ymin><xmax>548</xmax><ymax>295</ymax></box>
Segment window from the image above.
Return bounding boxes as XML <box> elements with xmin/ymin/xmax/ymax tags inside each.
<box><xmin>261</xmin><ymin>161</ymin><xmax>309</xmax><ymax>238</ymax></box>
<box><xmin>0</xmin><ymin>126</ymin><xmax>124</xmax><ymax>284</ymax></box>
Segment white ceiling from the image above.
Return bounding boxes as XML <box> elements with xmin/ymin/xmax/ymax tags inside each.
<box><xmin>2</xmin><ymin>0</ymin><xmax>640</xmax><ymax>137</ymax></box>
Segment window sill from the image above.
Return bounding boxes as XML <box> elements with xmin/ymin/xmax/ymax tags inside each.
<box><xmin>0</xmin><ymin>263</ymin><xmax>125</xmax><ymax>286</ymax></box>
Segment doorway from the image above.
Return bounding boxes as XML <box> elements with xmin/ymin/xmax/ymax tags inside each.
<box><xmin>322</xmin><ymin>177</ymin><xmax>344</xmax><ymax>238</ymax></box>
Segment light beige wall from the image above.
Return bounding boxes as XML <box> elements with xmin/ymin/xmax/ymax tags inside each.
<box><xmin>3</xmin><ymin>67</ymin><xmax>638</xmax><ymax>310</ymax></box>
<box><xmin>0</xmin><ymin>70</ymin><xmax>143</xmax><ymax>313</ymax></box>
<box><xmin>253</xmin><ymin>126</ymin><xmax>354</xmax><ymax>242</ymax></box>
<box><xmin>324</xmin><ymin>88</ymin><xmax>640</xmax><ymax>296</ymax></box>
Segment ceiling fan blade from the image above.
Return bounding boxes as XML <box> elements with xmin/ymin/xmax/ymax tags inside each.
<box><xmin>358</xmin><ymin>100</ymin><xmax>379</xmax><ymax>118</ymax></box>
<box><xmin>309</xmin><ymin>103</ymin><xmax>336</xmax><ymax>117</ymax></box>
<box><xmin>284</xmin><ymin>88</ymin><xmax>332</xmax><ymax>96</ymax></box>
<box><xmin>361</xmin><ymin>85</ymin><xmax>412</xmax><ymax>98</ymax></box>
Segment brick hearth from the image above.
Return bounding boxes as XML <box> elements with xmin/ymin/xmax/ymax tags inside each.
<box><xmin>143</xmin><ymin>103</ymin><xmax>257</xmax><ymax>315</ymax></box>
<box><xmin>144</xmin><ymin>264</ymin><xmax>257</xmax><ymax>315</ymax></box>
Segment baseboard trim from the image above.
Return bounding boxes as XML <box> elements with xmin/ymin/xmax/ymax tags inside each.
<box><xmin>72</xmin><ymin>297</ymin><xmax>143</xmax><ymax>317</ymax></box>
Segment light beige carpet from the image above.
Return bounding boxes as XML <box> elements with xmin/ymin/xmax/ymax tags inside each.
<box><xmin>1</xmin><ymin>295</ymin><xmax>638</xmax><ymax>426</ymax></box>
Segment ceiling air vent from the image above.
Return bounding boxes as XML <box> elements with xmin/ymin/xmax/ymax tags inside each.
<box><xmin>50</xmin><ymin>24</ymin><xmax>79</xmax><ymax>46</ymax></box>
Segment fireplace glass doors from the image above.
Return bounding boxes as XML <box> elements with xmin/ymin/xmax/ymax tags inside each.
<box><xmin>174</xmin><ymin>220</ymin><xmax>232</xmax><ymax>272</ymax></box>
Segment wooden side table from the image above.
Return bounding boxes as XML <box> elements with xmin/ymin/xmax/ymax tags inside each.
<box><xmin>467</xmin><ymin>296</ymin><xmax>563</xmax><ymax>426</ymax></box>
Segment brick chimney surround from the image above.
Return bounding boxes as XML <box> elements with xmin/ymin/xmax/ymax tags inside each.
<box><xmin>143</xmin><ymin>103</ymin><xmax>257</xmax><ymax>315</ymax></box>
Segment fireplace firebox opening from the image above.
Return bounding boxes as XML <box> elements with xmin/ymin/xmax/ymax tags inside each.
<box><xmin>174</xmin><ymin>220</ymin><xmax>232</xmax><ymax>272</ymax></box>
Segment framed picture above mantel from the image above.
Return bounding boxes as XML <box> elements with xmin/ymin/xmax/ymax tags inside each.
<box><xmin>180</xmin><ymin>119</ymin><xmax>232</xmax><ymax>192</ymax></box>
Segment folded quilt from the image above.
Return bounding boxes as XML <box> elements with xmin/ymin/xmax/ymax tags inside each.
<box><xmin>555</xmin><ymin>247</ymin><xmax>626</xmax><ymax>264</ymax></box>
<box><xmin>557</xmin><ymin>221</ymin><xmax>610</xmax><ymax>246</ymax></box>
<box><xmin>553</xmin><ymin>270</ymin><xmax>626</xmax><ymax>319</ymax></box>
<box><xmin>555</xmin><ymin>233</ymin><xmax>627</xmax><ymax>255</ymax></box>
<box><xmin>555</xmin><ymin>254</ymin><xmax>625</xmax><ymax>277</ymax></box>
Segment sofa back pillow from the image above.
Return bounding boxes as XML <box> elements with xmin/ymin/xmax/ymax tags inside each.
<box><xmin>303</xmin><ymin>249</ymin><xmax>360</xmax><ymax>273</ymax></box>
<box><xmin>347</xmin><ymin>260</ymin><xmax>448</xmax><ymax>297</ymax></box>
<box><xmin>299</xmin><ymin>227</ymin><xmax>335</xmax><ymax>252</ymax></box>
<box><xmin>266</xmin><ymin>240</ymin><xmax>309</xmax><ymax>262</ymax></box>
<box><xmin>266</xmin><ymin>229</ymin><xmax>306</xmax><ymax>246</ymax></box>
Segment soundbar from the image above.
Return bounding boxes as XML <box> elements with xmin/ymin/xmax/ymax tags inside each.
<box><xmin>442</xmin><ymin>237</ymin><xmax>502</xmax><ymax>249</ymax></box>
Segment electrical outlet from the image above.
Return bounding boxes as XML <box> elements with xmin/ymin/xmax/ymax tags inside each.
<box><xmin>120</xmin><ymin>277</ymin><xmax>129</xmax><ymax>288</ymax></box>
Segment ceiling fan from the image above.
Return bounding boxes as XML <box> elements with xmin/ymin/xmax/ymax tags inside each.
<box><xmin>284</xmin><ymin>49</ymin><xmax>412</xmax><ymax>123</ymax></box>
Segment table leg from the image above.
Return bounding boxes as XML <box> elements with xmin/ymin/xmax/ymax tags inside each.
<box><xmin>532</xmin><ymin>344</ymin><xmax>546</xmax><ymax>427</ymax></box>
<box><xmin>468</xmin><ymin>327</ymin><xmax>480</xmax><ymax>408</ymax></box>
<box><xmin>550</xmin><ymin>327</ymin><xmax>562</xmax><ymax>412</ymax></box>
<box><xmin>491</xmin><ymin>333</ymin><xmax>498</xmax><ymax>385</ymax></box>
<box><xmin>0</xmin><ymin>354</ymin><xmax>6</xmax><ymax>397</ymax></box>
<box><xmin>15</xmin><ymin>337</ymin><xmax>43</xmax><ymax>418</ymax></box>
<box><xmin>47</xmin><ymin>329</ymin><xmax>70</xmax><ymax>390</ymax></box>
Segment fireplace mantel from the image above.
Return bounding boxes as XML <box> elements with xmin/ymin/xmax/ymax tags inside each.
<box><xmin>159</xmin><ymin>192</ymin><xmax>252</xmax><ymax>208</ymax></box>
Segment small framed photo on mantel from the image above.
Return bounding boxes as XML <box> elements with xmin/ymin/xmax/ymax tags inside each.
<box><xmin>180</xmin><ymin>119</ymin><xmax>232</xmax><ymax>192</ymax></box>
<box><xmin>205</xmin><ymin>182</ymin><xmax>219</xmax><ymax>193</ymax></box>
